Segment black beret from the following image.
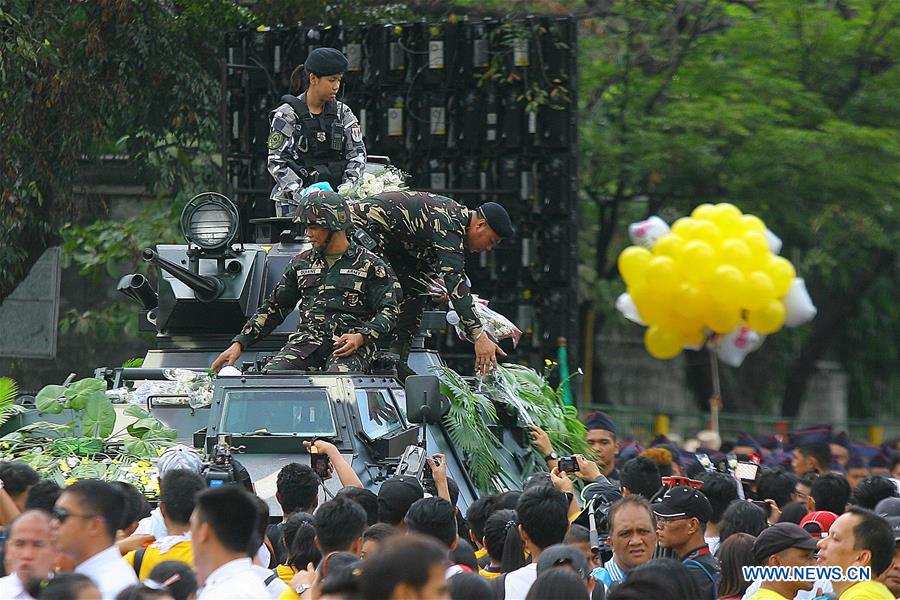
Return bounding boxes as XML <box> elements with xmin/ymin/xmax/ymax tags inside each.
<box><xmin>477</xmin><ymin>202</ymin><xmax>515</xmax><ymax>239</ymax></box>
<box><xmin>305</xmin><ymin>47</ymin><xmax>348</xmax><ymax>76</ymax></box>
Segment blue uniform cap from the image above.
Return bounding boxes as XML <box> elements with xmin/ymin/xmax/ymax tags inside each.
<box><xmin>736</xmin><ymin>432</ymin><xmax>763</xmax><ymax>453</ymax></box>
<box><xmin>584</xmin><ymin>411</ymin><xmax>616</xmax><ymax>435</ymax></box>
<box><xmin>787</xmin><ymin>425</ymin><xmax>832</xmax><ymax>450</ymax></box>
<box><xmin>831</xmin><ymin>431</ymin><xmax>850</xmax><ymax>449</ymax></box>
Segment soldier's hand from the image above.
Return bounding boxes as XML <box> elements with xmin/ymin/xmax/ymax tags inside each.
<box><xmin>332</xmin><ymin>333</ymin><xmax>364</xmax><ymax>358</ymax></box>
<box><xmin>211</xmin><ymin>342</ymin><xmax>242</xmax><ymax>373</ymax></box>
<box><xmin>474</xmin><ymin>333</ymin><xmax>506</xmax><ymax>375</ymax></box>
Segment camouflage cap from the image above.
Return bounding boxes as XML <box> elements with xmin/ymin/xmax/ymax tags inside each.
<box><xmin>293</xmin><ymin>190</ymin><xmax>351</xmax><ymax>231</ymax></box>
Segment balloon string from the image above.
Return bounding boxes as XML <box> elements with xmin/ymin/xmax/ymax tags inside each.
<box><xmin>708</xmin><ymin>347</ymin><xmax>721</xmax><ymax>432</ymax></box>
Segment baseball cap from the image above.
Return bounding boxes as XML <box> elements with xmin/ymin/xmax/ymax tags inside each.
<box><xmin>799</xmin><ymin>511</ymin><xmax>838</xmax><ymax>539</ymax></box>
<box><xmin>536</xmin><ymin>544</ymin><xmax>590</xmax><ymax>579</ymax></box>
<box><xmin>886</xmin><ymin>517</ymin><xmax>900</xmax><ymax>542</ymax></box>
<box><xmin>752</xmin><ymin>523</ymin><xmax>819</xmax><ymax>563</ymax></box>
<box><xmin>652</xmin><ymin>486</ymin><xmax>712</xmax><ymax>522</ymax></box>
<box><xmin>157</xmin><ymin>444</ymin><xmax>203</xmax><ymax>475</ymax></box>
<box><xmin>377</xmin><ymin>476</ymin><xmax>424</xmax><ymax>523</ymax></box>
<box><xmin>875</xmin><ymin>497</ymin><xmax>900</xmax><ymax>518</ymax></box>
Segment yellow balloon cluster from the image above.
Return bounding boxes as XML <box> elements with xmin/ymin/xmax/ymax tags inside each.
<box><xmin>618</xmin><ymin>203</ymin><xmax>796</xmax><ymax>360</ymax></box>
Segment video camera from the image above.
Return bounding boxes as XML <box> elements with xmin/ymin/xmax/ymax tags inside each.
<box><xmin>202</xmin><ymin>435</ymin><xmax>249</xmax><ymax>489</ymax></box>
<box><xmin>575</xmin><ymin>475</ymin><xmax>622</xmax><ymax>566</ymax></box>
<box><xmin>394</xmin><ymin>444</ymin><xmax>438</xmax><ymax>496</ymax></box>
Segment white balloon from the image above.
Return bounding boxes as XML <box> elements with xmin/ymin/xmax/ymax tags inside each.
<box><xmin>712</xmin><ymin>324</ymin><xmax>766</xmax><ymax>367</ymax></box>
<box><xmin>783</xmin><ymin>278</ymin><xmax>817</xmax><ymax>327</ymax></box>
<box><xmin>765</xmin><ymin>228</ymin><xmax>783</xmax><ymax>255</ymax></box>
<box><xmin>628</xmin><ymin>216</ymin><xmax>670</xmax><ymax>249</ymax></box>
<box><xmin>615</xmin><ymin>293</ymin><xmax>645</xmax><ymax>325</ymax></box>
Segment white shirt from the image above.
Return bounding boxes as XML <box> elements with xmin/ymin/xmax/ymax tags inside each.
<box><xmin>504</xmin><ymin>563</ymin><xmax>538</xmax><ymax>600</ymax></box>
<box><xmin>0</xmin><ymin>574</ymin><xmax>35</xmax><ymax>600</ymax></box>
<box><xmin>135</xmin><ymin>507</ymin><xmax>168</xmax><ymax>539</ymax></box>
<box><xmin>705</xmin><ymin>536</ymin><xmax>720</xmax><ymax>556</ymax></box>
<box><xmin>198</xmin><ymin>558</ymin><xmax>269</xmax><ymax>599</ymax></box>
<box><xmin>75</xmin><ymin>545</ymin><xmax>139</xmax><ymax>600</ymax></box>
<box><xmin>250</xmin><ymin>564</ymin><xmax>289</xmax><ymax>599</ymax></box>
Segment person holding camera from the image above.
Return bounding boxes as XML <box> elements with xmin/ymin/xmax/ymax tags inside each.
<box><xmin>530</xmin><ymin>410</ymin><xmax>620</xmax><ymax>484</ymax></box>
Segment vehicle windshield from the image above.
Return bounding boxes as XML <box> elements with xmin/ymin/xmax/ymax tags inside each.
<box><xmin>355</xmin><ymin>389</ymin><xmax>402</xmax><ymax>440</ymax></box>
<box><xmin>221</xmin><ymin>388</ymin><xmax>337</xmax><ymax>436</ymax></box>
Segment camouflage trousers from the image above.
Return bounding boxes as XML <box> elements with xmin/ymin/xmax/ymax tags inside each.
<box><xmin>381</xmin><ymin>250</ymin><xmax>430</xmax><ymax>351</ymax></box>
<box><xmin>264</xmin><ymin>338</ymin><xmax>371</xmax><ymax>373</ymax></box>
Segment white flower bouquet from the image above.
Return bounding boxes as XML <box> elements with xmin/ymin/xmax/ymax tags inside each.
<box><xmin>338</xmin><ymin>166</ymin><xmax>409</xmax><ymax>201</ymax></box>
<box><xmin>421</xmin><ymin>277</ymin><xmax>523</xmax><ymax>348</ymax></box>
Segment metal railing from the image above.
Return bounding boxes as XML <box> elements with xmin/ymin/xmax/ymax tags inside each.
<box><xmin>580</xmin><ymin>404</ymin><xmax>900</xmax><ymax>446</ymax></box>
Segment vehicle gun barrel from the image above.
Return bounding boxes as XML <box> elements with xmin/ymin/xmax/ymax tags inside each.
<box><xmin>116</xmin><ymin>273</ymin><xmax>158</xmax><ymax>310</ymax></box>
<box><xmin>142</xmin><ymin>248</ymin><xmax>224</xmax><ymax>302</ymax></box>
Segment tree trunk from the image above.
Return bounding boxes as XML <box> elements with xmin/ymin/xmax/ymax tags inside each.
<box><xmin>781</xmin><ymin>250</ymin><xmax>892</xmax><ymax>417</ymax></box>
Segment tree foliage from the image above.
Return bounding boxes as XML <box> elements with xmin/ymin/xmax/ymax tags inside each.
<box><xmin>0</xmin><ymin>0</ymin><xmax>253</xmax><ymax>305</ymax></box>
<box><xmin>577</xmin><ymin>0</ymin><xmax>898</xmax><ymax>416</ymax></box>
<box><xmin>1</xmin><ymin>0</ymin><xmax>896</xmax><ymax>418</ymax></box>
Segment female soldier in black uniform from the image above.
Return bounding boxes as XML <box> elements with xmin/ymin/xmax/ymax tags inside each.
<box><xmin>267</xmin><ymin>47</ymin><xmax>367</xmax><ymax>216</ymax></box>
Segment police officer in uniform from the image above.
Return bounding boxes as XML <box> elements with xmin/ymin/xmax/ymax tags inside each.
<box><xmin>211</xmin><ymin>191</ymin><xmax>400</xmax><ymax>373</ymax></box>
<box><xmin>348</xmin><ymin>191</ymin><xmax>515</xmax><ymax>377</ymax></box>
<box><xmin>267</xmin><ymin>47</ymin><xmax>367</xmax><ymax>217</ymax></box>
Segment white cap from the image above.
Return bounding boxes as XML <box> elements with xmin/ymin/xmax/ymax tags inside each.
<box><xmin>157</xmin><ymin>444</ymin><xmax>203</xmax><ymax>475</ymax></box>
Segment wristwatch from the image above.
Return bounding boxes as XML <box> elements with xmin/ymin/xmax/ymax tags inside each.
<box><xmin>544</xmin><ymin>451</ymin><xmax>559</xmax><ymax>462</ymax></box>
<box><xmin>295</xmin><ymin>583</ymin><xmax>312</xmax><ymax>596</ymax></box>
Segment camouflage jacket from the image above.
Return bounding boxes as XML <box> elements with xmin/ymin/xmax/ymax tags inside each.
<box><xmin>232</xmin><ymin>240</ymin><xmax>400</xmax><ymax>357</ymax></box>
<box><xmin>267</xmin><ymin>94</ymin><xmax>366</xmax><ymax>207</ymax></box>
<box><xmin>348</xmin><ymin>191</ymin><xmax>484</xmax><ymax>341</ymax></box>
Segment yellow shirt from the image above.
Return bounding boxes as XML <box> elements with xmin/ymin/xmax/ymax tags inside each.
<box><xmin>278</xmin><ymin>589</ymin><xmax>299</xmax><ymax>600</ymax></box>
<box><xmin>276</xmin><ymin>564</ymin><xmax>298</xmax><ymax>585</ymax></box>
<box><xmin>839</xmin><ymin>580</ymin><xmax>895</xmax><ymax>600</ymax></box>
<box><xmin>747</xmin><ymin>589</ymin><xmax>791</xmax><ymax>600</ymax></box>
<box><xmin>479</xmin><ymin>566</ymin><xmax>504</xmax><ymax>580</ymax></box>
<box><xmin>124</xmin><ymin>539</ymin><xmax>193</xmax><ymax>579</ymax></box>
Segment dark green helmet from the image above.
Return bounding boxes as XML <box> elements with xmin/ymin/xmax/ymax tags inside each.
<box><xmin>293</xmin><ymin>190</ymin><xmax>351</xmax><ymax>231</ymax></box>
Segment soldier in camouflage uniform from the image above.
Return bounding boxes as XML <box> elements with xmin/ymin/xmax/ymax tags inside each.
<box><xmin>211</xmin><ymin>191</ymin><xmax>400</xmax><ymax>373</ymax></box>
<box><xmin>348</xmin><ymin>191</ymin><xmax>515</xmax><ymax>376</ymax></box>
<box><xmin>267</xmin><ymin>47</ymin><xmax>366</xmax><ymax>217</ymax></box>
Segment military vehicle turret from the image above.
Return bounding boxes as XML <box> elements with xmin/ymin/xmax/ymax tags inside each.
<box><xmin>101</xmin><ymin>190</ymin><xmax>535</xmax><ymax>516</ymax></box>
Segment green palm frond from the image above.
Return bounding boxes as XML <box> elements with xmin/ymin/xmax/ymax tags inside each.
<box><xmin>0</xmin><ymin>377</ymin><xmax>28</xmax><ymax>428</ymax></box>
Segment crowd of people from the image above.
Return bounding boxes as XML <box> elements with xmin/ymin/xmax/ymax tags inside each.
<box><xmin>0</xmin><ymin>415</ymin><xmax>897</xmax><ymax>600</ymax></box>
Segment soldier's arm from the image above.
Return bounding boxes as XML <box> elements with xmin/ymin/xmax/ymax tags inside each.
<box><xmin>340</xmin><ymin>103</ymin><xmax>366</xmax><ymax>183</ymax></box>
<box><xmin>434</xmin><ymin>245</ymin><xmax>484</xmax><ymax>342</ymax></box>
<box><xmin>267</xmin><ymin>107</ymin><xmax>306</xmax><ymax>197</ymax></box>
<box><xmin>232</xmin><ymin>259</ymin><xmax>302</xmax><ymax>349</ymax></box>
<box><xmin>359</xmin><ymin>258</ymin><xmax>401</xmax><ymax>341</ymax></box>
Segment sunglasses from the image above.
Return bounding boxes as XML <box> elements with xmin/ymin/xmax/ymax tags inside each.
<box><xmin>51</xmin><ymin>508</ymin><xmax>98</xmax><ymax>523</ymax></box>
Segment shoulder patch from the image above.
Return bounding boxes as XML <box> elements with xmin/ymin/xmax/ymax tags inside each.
<box><xmin>350</xmin><ymin>125</ymin><xmax>363</xmax><ymax>143</ymax></box>
<box><xmin>267</xmin><ymin>131</ymin><xmax>285</xmax><ymax>150</ymax></box>
<box><xmin>374</xmin><ymin>265</ymin><xmax>386</xmax><ymax>279</ymax></box>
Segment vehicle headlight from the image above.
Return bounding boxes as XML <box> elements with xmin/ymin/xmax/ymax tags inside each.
<box><xmin>180</xmin><ymin>192</ymin><xmax>240</xmax><ymax>251</ymax></box>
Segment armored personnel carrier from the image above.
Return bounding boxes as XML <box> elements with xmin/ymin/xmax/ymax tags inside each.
<box><xmin>98</xmin><ymin>191</ymin><xmax>536</xmax><ymax>516</ymax></box>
